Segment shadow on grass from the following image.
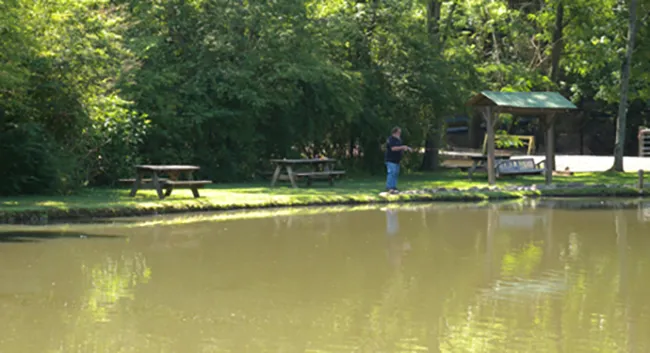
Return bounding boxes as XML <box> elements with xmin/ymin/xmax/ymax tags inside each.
<box><xmin>0</xmin><ymin>231</ymin><xmax>124</xmax><ymax>243</ymax></box>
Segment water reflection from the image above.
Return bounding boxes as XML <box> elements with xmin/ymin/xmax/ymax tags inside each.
<box><xmin>82</xmin><ymin>253</ymin><xmax>151</xmax><ymax>322</ymax></box>
<box><xmin>0</xmin><ymin>230</ymin><xmax>122</xmax><ymax>243</ymax></box>
<box><xmin>51</xmin><ymin>252</ymin><xmax>152</xmax><ymax>353</ymax></box>
<box><xmin>2</xmin><ymin>202</ymin><xmax>650</xmax><ymax>352</ymax></box>
<box><xmin>638</xmin><ymin>201</ymin><xmax>650</xmax><ymax>222</ymax></box>
<box><xmin>384</xmin><ymin>208</ymin><xmax>411</xmax><ymax>268</ymax></box>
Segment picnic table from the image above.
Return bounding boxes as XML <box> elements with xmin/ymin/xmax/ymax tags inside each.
<box><xmin>120</xmin><ymin>165</ymin><xmax>212</xmax><ymax>200</ymax></box>
<box><xmin>270</xmin><ymin>158</ymin><xmax>346</xmax><ymax>188</ymax></box>
<box><xmin>446</xmin><ymin>152</ymin><xmax>512</xmax><ymax>179</ymax></box>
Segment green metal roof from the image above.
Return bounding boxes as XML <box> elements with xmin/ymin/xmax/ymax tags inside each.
<box><xmin>467</xmin><ymin>91</ymin><xmax>577</xmax><ymax>111</ymax></box>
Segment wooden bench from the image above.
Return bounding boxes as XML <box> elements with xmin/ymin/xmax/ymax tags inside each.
<box><xmin>162</xmin><ymin>180</ymin><xmax>211</xmax><ymax>187</ymax></box>
<box><xmin>495</xmin><ymin>158</ymin><xmax>545</xmax><ymax>178</ymax></box>
<box><xmin>162</xmin><ymin>180</ymin><xmax>212</xmax><ymax>198</ymax></box>
<box><xmin>118</xmin><ymin>178</ymin><xmax>168</xmax><ymax>185</ymax></box>
<box><xmin>294</xmin><ymin>170</ymin><xmax>346</xmax><ymax>186</ymax></box>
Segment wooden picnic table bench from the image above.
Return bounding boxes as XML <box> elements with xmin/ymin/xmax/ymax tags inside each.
<box><xmin>121</xmin><ymin>165</ymin><xmax>212</xmax><ymax>200</ymax></box>
<box><xmin>270</xmin><ymin>158</ymin><xmax>346</xmax><ymax>187</ymax></box>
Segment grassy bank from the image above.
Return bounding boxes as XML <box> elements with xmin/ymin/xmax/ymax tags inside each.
<box><xmin>0</xmin><ymin>171</ymin><xmax>646</xmax><ymax>224</ymax></box>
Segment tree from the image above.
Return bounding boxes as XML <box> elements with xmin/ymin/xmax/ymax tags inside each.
<box><xmin>420</xmin><ymin>0</ymin><xmax>443</xmax><ymax>171</ymax></box>
<box><xmin>612</xmin><ymin>0</ymin><xmax>639</xmax><ymax>171</ymax></box>
<box><xmin>3</xmin><ymin>0</ymin><xmax>650</xmax><ymax>193</ymax></box>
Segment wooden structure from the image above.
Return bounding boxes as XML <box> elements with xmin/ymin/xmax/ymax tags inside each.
<box><xmin>270</xmin><ymin>159</ymin><xmax>345</xmax><ymax>188</ymax></box>
<box><xmin>122</xmin><ymin>165</ymin><xmax>212</xmax><ymax>199</ymax></box>
<box><xmin>438</xmin><ymin>150</ymin><xmax>480</xmax><ymax>169</ymax></box>
<box><xmin>639</xmin><ymin>127</ymin><xmax>650</xmax><ymax>157</ymax></box>
<box><xmin>467</xmin><ymin>91</ymin><xmax>577</xmax><ymax>185</ymax></box>
<box><xmin>439</xmin><ymin>134</ymin><xmax>534</xmax><ymax>169</ymax></box>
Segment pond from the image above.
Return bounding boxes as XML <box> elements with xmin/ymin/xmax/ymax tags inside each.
<box><xmin>1</xmin><ymin>200</ymin><xmax>650</xmax><ymax>352</ymax></box>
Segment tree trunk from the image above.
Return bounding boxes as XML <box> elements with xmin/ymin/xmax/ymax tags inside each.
<box><xmin>612</xmin><ymin>0</ymin><xmax>638</xmax><ymax>171</ymax></box>
<box><xmin>421</xmin><ymin>122</ymin><xmax>441</xmax><ymax>170</ymax></box>
<box><xmin>549</xmin><ymin>1</ymin><xmax>564</xmax><ymax>84</ymax></box>
<box><xmin>427</xmin><ymin>0</ymin><xmax>442</xmax><ymax>46</ymax></box>
<box><xmin>468</xmin><ymin>111</ymin><xmax>483</xmax><ymax>149</ymax></box>
<box><xmin>548</xmin><ymin>0</ymin><xmax>564</xmax><ymax>171</ymax></box>
<box><xmin>421</xmin><ymin>0</ymin><xmax>442</xmax><ymax>171</ymax></box>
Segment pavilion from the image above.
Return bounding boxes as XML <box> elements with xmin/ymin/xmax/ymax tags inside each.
<box><xmin>466</xmin><ymin>91</ymin><xmax>577</xmax><ymax>185</ymax></box>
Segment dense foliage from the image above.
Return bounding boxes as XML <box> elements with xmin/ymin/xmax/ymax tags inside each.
<box><xmin>1</xmin><ymin>0</ymin><xmax>649</xmax><ymax>194</ymax></box>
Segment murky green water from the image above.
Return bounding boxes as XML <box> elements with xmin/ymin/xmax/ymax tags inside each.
<box><xmin>2</xmin><ymin>201</ymin><xmax>650</xmax><ymax>353</ymax></box>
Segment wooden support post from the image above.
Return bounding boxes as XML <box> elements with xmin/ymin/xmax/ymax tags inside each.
<box><xmin>544</xmin><ymin>114</ymin><xmax>556</xmax><ymax>185</ymax></box>
<box><xmin>638</xmin><ymin>169</ymin><xmax>644</xmax><ymax>189</ymax></box>
<box><xmin>286</xmin><ymin>166</ymin><xmax>297</xmax><ymax>188</ymax></box>
<box><xmin>152</xmin><ymin>172</ymin><xmax>165</xmax><ymax>200</ymax></box>
<box><xmin>270</xmin><ymin>165</ymin><xmax>282</xmax><ymax>187</ymax></box>
<box><xmin>129</xmin><ymin>171</ymin><xmax>143</xmax><ymax>197</ymax></box>
<box><xmin>482</xmin><ymin>106</ymin><xmax>496</xmax><ymax>185</ymax></box>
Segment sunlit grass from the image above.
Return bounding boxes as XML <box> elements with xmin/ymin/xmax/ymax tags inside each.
<box><xmin>35</xmin><ymin>201</ymin><xmax>68</xmax><ymax>207</ymax></box>
<box><xmin>0</xmin><ymin>171</ymin><xmax>645</xmax><ymax>222</ymax></box>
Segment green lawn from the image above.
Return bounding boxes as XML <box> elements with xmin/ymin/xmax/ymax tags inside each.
<box><xmin>0</xmin><ymin>171</ymin><xmax>644</xmax><ymax>222</ymax></box>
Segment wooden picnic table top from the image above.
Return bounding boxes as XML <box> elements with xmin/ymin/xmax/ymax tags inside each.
<box><xmin>469</xmin><ymin>154</ymin><xmax>511</xmax><ymax>161</ymax></box>
<box><xmin>270</xmin><ymin>158</ymin><xmax>336</xmax><ymax>164</ymax></box>
<box><xmin>441</xmin><ymin>151</ymin><xmax>511</xmax><ymax>160</ymax></box>
<box><xmin>135</xmin><ymin>165</ymin><xmax>200</xmax><ymax>172</ymax></box>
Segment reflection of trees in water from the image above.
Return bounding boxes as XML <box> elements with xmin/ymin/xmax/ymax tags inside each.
<box><xmin>39</xmin><ymin>206</ymin><xmax>650</xmax><ymax>352</ymax></box>
<box><xmin>361</xmin><ymin>266</ymin><xmax>417</xmax><ymax>351</ymax></box>
<box><xmin>341</xmin><ymin>209</ymin><xmax>421</xmax><ymax>351</ymax></box>
<box><xmin>52</xmin><ymin>252</ymin><xmax>152</xmax><ymax>353</ymax></box>
<box><xmin>637</xmin><ymin>202</ymin><xmax>650</xmax><ymax>222</ymax></box>
<box><xmin>83</xmin><ymin>252</ymin><xmax>151</xmax><ymax>322</ymax></box>
<box><xmin>228</xmin><ymin>207</ymin><xmax>650</xmax><ymax>352</ymax></box>
<box><xmin>436</xmin><ymin>208</ymin><xmax>650</xmax><ymax>352</ymax></box>
<box><xmin>272</xmin><ymin>212</ymin><xmax>333</xmax><ymax>238</ymax></box>
<box><xmin>151</xmin><ymin>210</ymin><xmax>425</xmax><ymax>352</ymax></box>
<box><xmin>196</xmin><ymin>207</ymin><xmax>649</xmax><ymax>352</ymax></box>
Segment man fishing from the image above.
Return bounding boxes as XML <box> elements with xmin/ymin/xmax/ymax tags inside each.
<box><xmin>384</xmin><ymin>126</ymin><xmax>412</xmax><ymax>193</ymax></box>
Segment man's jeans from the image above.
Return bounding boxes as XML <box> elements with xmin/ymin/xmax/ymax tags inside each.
<box><xmin>385</xmin><ymin>162</ymin><xmax>400</xmax><ymax>190</ymax></box>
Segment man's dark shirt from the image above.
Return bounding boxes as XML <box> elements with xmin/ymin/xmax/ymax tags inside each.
<box><xmin>385</xmin><ymin>136</ymin><xmax>403</xmax><ymax>164</ymax></box>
